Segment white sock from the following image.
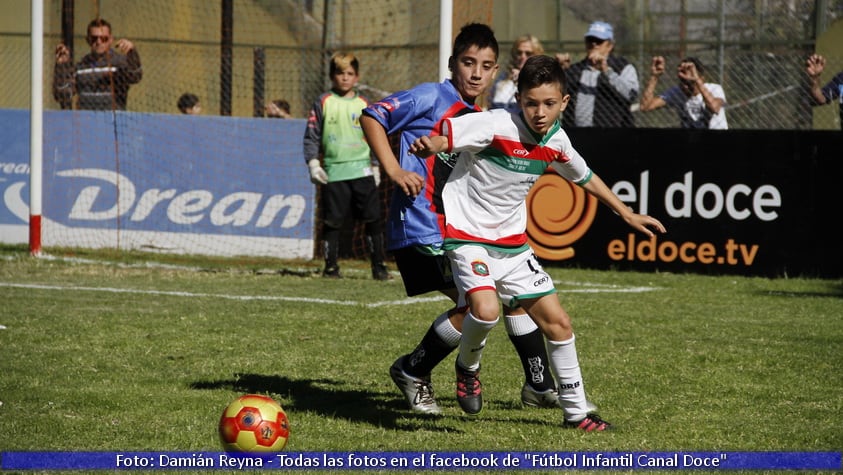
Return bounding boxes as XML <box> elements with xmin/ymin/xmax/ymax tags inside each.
<box><xmin>547</xmin><ymin>335</ymin><xmax>589</xmax><ymax>420</ymax></box>
<box><xmin>457</xmin><ymin>312</ymin><xmax>498</xmax><ymax>372</ymax></box>
<box><xmin>433</xmin><ymin>311</ymin><xmax>462</xmax><ymax>347</ymax></box>
<box><xmin>504</xmin><ymin>312</ymin><xmax>538</xmax><ymax>336</ymax></box>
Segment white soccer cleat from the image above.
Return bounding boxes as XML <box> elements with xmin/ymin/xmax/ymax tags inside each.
<box><xmin>389</xmin><ymin>356</ymin><xmax>442</xmax><ymax>414</ymax></box>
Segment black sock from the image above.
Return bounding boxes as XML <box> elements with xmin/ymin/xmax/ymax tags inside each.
<box><xmin>508</xmin><ymin>329</ymin><xmax>556</xmax><ymax>391</ymax></box>
<box><xmin>403</xmin><ymin>324</ymin><xmax>457</xmax><ymax>377</ymax></box>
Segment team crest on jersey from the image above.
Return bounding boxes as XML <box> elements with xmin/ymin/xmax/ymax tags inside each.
<box><xmin>471</xmin><ymin>260</ymin><xmax>490</xmax><ymax>276</ymax></box>
<box><xmin>437</xmin><ymin>151</ymin><xmax>459</xmax><ymax>169</ymax></box>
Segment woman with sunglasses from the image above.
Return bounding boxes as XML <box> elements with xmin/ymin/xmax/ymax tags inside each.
<box><xmin>488</xmin><ymin>34</ymin><xmax>544</xmax><ymax>113</ymax></box>
<box><xmin>53</xmin><ymin>18</ymin><xmax>143</xmax><ymax>111</ymax></box>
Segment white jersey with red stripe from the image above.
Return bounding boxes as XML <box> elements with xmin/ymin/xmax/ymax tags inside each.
<box><xmin>441</xmin><ymin>108</ymin><xmax>593</xmax><ymax>251</ymax></box>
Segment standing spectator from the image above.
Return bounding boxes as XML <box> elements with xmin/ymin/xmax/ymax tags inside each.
<box><xmin>805</xmin><ymin>53</ymin><xmax>843</xmax><ymax>130</ymax></box>
<box><xmin>177</xmin><ymin>93</ymin><xmax>201</xmax><ymax>115</ymax></box>
<box><xmin>639</xmin><ymin>56</ymin><xmax>728</xmax><ymax>129</ymax></box>
<box><xmin>266</xmin><ymin>99</ymin><xmax>292</xmax><ymax>118</ymax></box>
<box><xmin>556</xmin><ymin>21</ymin><xmax>638</xmax><ymax>128</ymax></box>
<box><xmin>303</xmin><ymin>52</ymin><xmax>391</xmax><ymax>280</ymax></box>
<box><xmin>53</xmin><ymin>18</ymin><xmax>142</xmax><ymax>111</ymax></box>
<box><xmin>488</xmin><ymin>34</ymin><xmax>544</xmax><ymax>113</ymax></box>
<box><xmin>407</xmin><ymin>54</ymin><xmax>665</xmax><ymax>427</ymax></box>
<box><xmin>361</xmin><ymin>23</ymin><xmax>565</xmax><ymax>415</ymax></box>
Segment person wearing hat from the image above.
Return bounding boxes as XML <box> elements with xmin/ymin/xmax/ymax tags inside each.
<box><xmin>556</xmin><ymin>21</ymin><xmax>638</xmax><ymax>128</ymax></box>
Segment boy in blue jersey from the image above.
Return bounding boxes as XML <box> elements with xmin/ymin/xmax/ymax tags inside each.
<box><xmin>408</xmin><ymin>54</ymin><xmax>666</xmax><ymax>430</ymax></box>
<box><xmin>304</xmin><ymin>52</ymin><xmax>391</xmax><ymax>280</ymax></box>
<box><xmin>360</xmin><ymin>24</ymin><xmax>565</xmax><ymax>415</ymax></box>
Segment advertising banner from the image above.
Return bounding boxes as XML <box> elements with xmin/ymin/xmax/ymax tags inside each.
<box><xmin>0</xmin><ymin>110</ymin><xmax>314</xmax><ymax>259</ymax></box>
<box><xmin>527</xmin><ymin>128</ymin><xmax>842</xmax><ymax>278</ymax></box>
<box><xmin>2</xmin><ymin>110</ymin><xmax>840</xmax><ymax>276</ymax></box>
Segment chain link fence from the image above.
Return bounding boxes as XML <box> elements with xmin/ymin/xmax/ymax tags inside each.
<box><xmin>0</xmin><ymin>0</ymin><xmax>840</xmax><ymax>129</ymax></box>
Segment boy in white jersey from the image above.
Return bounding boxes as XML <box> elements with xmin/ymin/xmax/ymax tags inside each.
<box><xmin>409</xmin><ymin>54</ymin><xmax>666</xmax><ymax>431</ymax></box>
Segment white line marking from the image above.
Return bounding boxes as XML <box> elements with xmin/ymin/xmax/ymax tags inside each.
<box><xmin>0</xmin><ymin>279</ymin><xmax>657</xmax><ymax>308</ymax></box>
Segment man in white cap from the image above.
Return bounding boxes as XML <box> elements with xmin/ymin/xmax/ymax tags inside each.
<box><xmin>556</xmin><ymin>21</ymin><xmax>638</xmax><ymax>128</ymax></box>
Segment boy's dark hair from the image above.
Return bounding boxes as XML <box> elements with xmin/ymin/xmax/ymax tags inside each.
<box><xmin>452</xmin><ymin>23</ymin><xmax>499</xmax><ymax>61</ymax></box>
<box><xmin>517</xmin><ymin>55</ymin><xmax>567</xmax><ymax>94</ymax></box>
<box><xmin>329</xmin><ymin>52</ymin><xmax>359</xmax><ymax>77</ymax></box>
<box><xmin>177</xmin><ymin>93</ymin><xmax>199</xmax><ymax>113</ymax></box>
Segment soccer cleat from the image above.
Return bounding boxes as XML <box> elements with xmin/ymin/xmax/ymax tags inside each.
<box><xmin>455</xmin><ymin>362</ymin><xmax>482</xmax><ymax>415</ymax></box>
<box><xmin>322</xmin><ymin>266</ymin><xmax>341</xmax><ymax>278</ymax></box>
<box><xmin>520</xmin><ymin>384</ymin><xmax>562</xmax><ymax>408</ymax></box>
<box><xmin>563</xmin><ymin>413</ymin><xmax>612</xmax><ymax>432</ymax></box>
<box><xmin>389</xmin><ymin>357</ymin><xmax>441</xmax><ymax>414</ymax></box>
<box><xmin>521</xmin><ymin>384</ymin><xmax>600</xmax><ymax>412</ymax></box>
<box><xmin>372</xmin><ymin>264</ymin><xmax>393</xmax><ymax>281</ymax></box>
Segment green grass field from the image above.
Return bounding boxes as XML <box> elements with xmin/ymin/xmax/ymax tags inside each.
<box><xmin>0</xmin><ymin>245</ymin><xmax>841</xmax><ymax>474</ymax></box>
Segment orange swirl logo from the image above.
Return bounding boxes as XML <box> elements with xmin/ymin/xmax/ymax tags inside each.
<box><xmin>526</xmin><ymin>173</ymin><xmax>597</xmax><ymax>261</ymax></box>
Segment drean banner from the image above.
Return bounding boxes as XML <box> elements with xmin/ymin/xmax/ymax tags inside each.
<box><xmin>1</xmin><ymin>109</ymin><xmax>840</xmax><ymax>278</ymax></box>
<box><xmin>0</xmin><ymin>109</ymin><xmax>314</xmax><ymax>260</ymax></box>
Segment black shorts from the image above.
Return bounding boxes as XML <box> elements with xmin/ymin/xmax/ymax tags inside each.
<box><xmin>322</xmin><ymin>176</ymin><xmax>380</xmax><ymax>228</ymax></box>
<box><xmin>392</xmin><ymin>246</ymin><xmax>455</xmax><ymax>296</ymax></box>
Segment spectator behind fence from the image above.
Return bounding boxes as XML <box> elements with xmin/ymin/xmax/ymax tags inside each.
<box><xmin>53</xmin><ymin>18</ymin><xmax>142</xmax><ymax>111</ymax></box>
<box><xmin>266</xmin><ymin>99</ymin><xmax>292</xmax><ymax>118</ymax></box>
<box><xmin>555</xmin><ymin>21</ymin><xmax>638</xmax><ymax>128</ymax></box>
<box><xmin>303</xmin><ymin>52</ymin><xmax>391</xmax><ymax>281</ymax></box>
<box><xmin>639</xmin><ymin>56</ymin><xmax>728</xmax><ymax>129</ymax></box>
<box><xmin>177</xmin><ymin>93</ymin><xmax>201</xmax><ymax>115</ymax></box>
<box><xmin>488</xmin><ymin>34</ymin><xmax>544</xmax><ymax>113</ymax></box>
<box><xmin>805</xmin><ymin>54</ymin><xmax>843</xmax><ymax>130</ymax></box>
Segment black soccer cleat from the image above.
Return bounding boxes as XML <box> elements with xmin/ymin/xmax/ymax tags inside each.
<box><xmin>455</xmin><ymin>361</ymin><xmax>482</xmax><ymax>415</ymax></box>
<box><xmin>372</xmin><ymin>264</ymin><xmax>393</xmax><ymax>281</ymax></box>
<box><xmin>322</xmin><ymin>266</ymin><xmax>341</xmax><ymax>278</ymax></box>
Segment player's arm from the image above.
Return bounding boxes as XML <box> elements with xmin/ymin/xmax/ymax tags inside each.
<box><xmin>805</xmin><ymin>54</ymin><xmax>829</xmax><ymax>105</ymax></box>
<box><xmin>117</xmin><ymin>40</ymin><xmax>143</xmax><ymax>85</ymax></box>
<box><xmin>360</xmin><ymin>114</ymin><xmax>424</xmax><ymax>197</ymax></box>
<box><xmin>53</xmin><ymin>43</ymin><xmax>75</xmax><ymax>109</ymax></box>
<box><xmin>302</xmin><ymin>100</ymin><xmax>328</xmax><ymax>185</ymax></box>
<box><xmin>580</xmin><ymin>173</ymin><xmax>666</xmax><ymax>237</ymax></box>
<box><xmin>606</xmin><ymin>62</ymin><xmax>639</xmax><ymax>102</ymax></box>
<box><xmin>639</xmin><ymin>56</ymin><xmax>666</xmax><ymax>111</ymax></box>
<box><xmin>408</xmin><ymin>135</ymin><xmax>448</xmax><ymax>157</ymax></box>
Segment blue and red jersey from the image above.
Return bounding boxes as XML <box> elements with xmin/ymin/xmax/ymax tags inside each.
<box><xmin>362</xmin><ymin>80</ymin><xmax>480</xmax><ymax>250</ymax></box>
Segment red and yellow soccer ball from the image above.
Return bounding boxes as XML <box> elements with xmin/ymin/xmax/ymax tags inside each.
<box><xmin>219</xmin><ymin>394</ymin><xmax>290</xmax><ymax>452</ymax></box>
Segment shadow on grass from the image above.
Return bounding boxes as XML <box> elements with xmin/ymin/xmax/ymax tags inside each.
<box><xmin>190</xmin><ymin>373</ymin><xmax>456</xmax><ymax>433</ymax></box>
<box><xmin>191</xmin><ymin>373</ymin><xmax>552</xmax><ymax>434</ymax></box>
<box><xmin>758</xmin><ymin>281</ymin><xmax>843</xmax><ymax>299</ymax></box>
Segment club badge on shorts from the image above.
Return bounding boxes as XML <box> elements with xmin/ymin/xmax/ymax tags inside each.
<box><xmin>471</xmin><ymin>260</ymin><xmax>490</xmax><ymax>276</ymax></box>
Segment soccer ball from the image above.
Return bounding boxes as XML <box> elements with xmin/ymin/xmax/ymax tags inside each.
<box><xmin>218</xmin><ymin>394</ymin><xmax>290</xmax><ymax>452</ymax></box>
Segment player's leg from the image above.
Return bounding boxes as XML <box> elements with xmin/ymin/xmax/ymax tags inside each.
<box><xmin>521</xmin><ymin>294</ymin><xmax>611</xmax><ymax>431</ymax></box>
<box><xmin>503</xmin><ymin>304</ymin><xmax>561</xmax><ymax>408</ymax></box>
<box><xmin>505</xmin><ymin>250</ymin><xmax>609</xmax><ymax>431</ymax></box>
<box><xmin>352</xmin><ymin>177</ymin><xmax>392</xmax><ymax>280</ymax></box>
<box><xmin>450</xmin><ymin>245</ymin><xmax>501</xmax><ymax>415</ymax></box>
<box><xmin>321</xmin><ymin>182</ymin><xmax>351</xmax><ymax>278</ymax></box>
<box><xmin>388</xmin><ymin>247</ymin><xmax>458</xmax><ymax>414</ymax></box>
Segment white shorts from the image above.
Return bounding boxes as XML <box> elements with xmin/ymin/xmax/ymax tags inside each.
<box><xmin>447</xmin><ymin>244</ymin><xmax>556</xmax><ymax>308</ymax></box>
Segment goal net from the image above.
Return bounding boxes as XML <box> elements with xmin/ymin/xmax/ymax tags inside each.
<box><xmin>14</xmin><ymin>0</ymin><xmax>492</xmax><ymax>260</ymax></box>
